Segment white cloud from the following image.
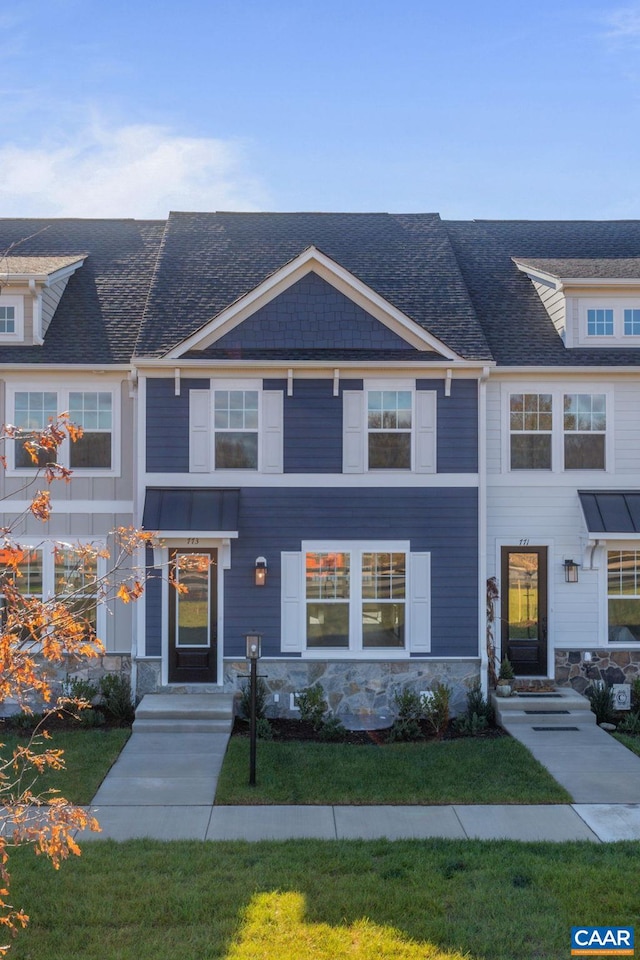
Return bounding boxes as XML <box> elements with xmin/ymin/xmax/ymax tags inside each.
<box><xmin>603</xmin><ymin>6</ymin><xmax>640</xmax><ymax>42</ymax></box>
<box><xmin>0</xmin><ymin>123</ymin><xmax>269</xmax><ymax>218</ymax></box>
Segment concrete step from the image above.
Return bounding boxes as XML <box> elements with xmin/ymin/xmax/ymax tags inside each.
<box><xmin>132</xmin><ymin>718</ymin><xmax>233</xmax><ymax>734</ymax></box>
<box><xmin>132</xmin><ymin>693</ymin><xmax>235</xmax><ymax>734</ymax></box>
<box><xmin>492</xmin><ymin>687</ymin><xmax>595</xmax><ymax>728</ymax></box>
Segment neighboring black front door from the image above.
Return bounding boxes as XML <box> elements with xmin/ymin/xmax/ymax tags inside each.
<box><xmin>169</xmin><ymin>548</ymin><xmax>217</xmax><ymax>683</ymax></box>
<box><xmin>500</xmin><ymin>546</ymin><xmax>548</xmax><ymax>677</ymax></box>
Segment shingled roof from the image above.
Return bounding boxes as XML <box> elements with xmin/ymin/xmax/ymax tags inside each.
<box><xmin>513</xmin><ymin>257</ymin><xmax>640</xmax><ymax>281</ymax></box>
<box><xmin>0</xmin><ymin>219</ymin><xmax>164</xmax><ymax>364</ymax></box>
<box><xmin>445</xmin><ymin>220</ymin><xmax>640</xmax><ymax>366</ymax></box>
<box><xmin>134</xmin><ymin>212</ymin><xmax>492</xmax><ymax>361</ymax></box>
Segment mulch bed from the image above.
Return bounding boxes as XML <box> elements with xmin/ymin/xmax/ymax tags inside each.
<box><xmin>0</xmin><ymin>710</ymin><xmax>131</xmax><ymax>736</ymax></box>
<box><xmin>232</xmin><ymin>717</ymin><xmax>505</xmax><ymax>745</ymax></box>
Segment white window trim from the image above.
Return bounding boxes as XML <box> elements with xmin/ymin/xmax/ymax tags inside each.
<box><xmin>501</xmin><ymin>382</ymin><xmax>613</xmax><ymax>475</ymax></box>
<box><xmin>577</xmin><ymin>298</ymin><xmax>640</xmax><ymax>347</ymax></box>
<box><xmin>291</xmin><ymin>539</ymin><xmax>429</xmax><ymax>659</ymax></box>
<box><xmin>342</xmin><ymin>378</ymin><xmax>436</xmax><ymax>476</ymax></box>
<box><xmin>0</xmin><ymin>295</ymin><xmax>24</xmax><ymax>342</ymax></box>
<box><xmin>603</xmin><ymin>541</ymin><xmax>640</xmax><ymax>648</ymax></box>
<box><xmin>6</xmin><ymin>383</ymin><xmax>121</xmax><ymax>477</ymax></box>
<box><xmin>189</xmin><ymin>379</ymin><xmax>284</xmax><ymax>475</ymax></box>
<box><xmin>2</xmin><ymin>537</ymin><xmax>108</xmax><ymax>644</ymax></box>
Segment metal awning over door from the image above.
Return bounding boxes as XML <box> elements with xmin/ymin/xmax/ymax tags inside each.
<box><xmin>142</xmin><ymin>487</ymin><xmax>240</xmax><ymax>534</ymax></box>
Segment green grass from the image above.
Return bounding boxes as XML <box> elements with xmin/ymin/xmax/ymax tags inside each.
<box><xmin>7</xmin><ymin>839</ymin><xmax>640</xmax><ymax>960</ymax></box>
<box><xmin>614</xmin><ymin>731</ymin><xmax>640</xmax><ymax>757</ymax></box>
<box><xmin>0</xmin><ymin>728</ymin><xmax>130</xmax><ymax>804</ymax></box>
<box><xmin>216</xmin><ymin>736</ymin><xmax>571</xmax><ymax>804</ymax></box>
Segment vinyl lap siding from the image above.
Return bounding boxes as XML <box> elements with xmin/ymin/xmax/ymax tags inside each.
<box><xmin>146</xmin><ymin>377</ymin><xmax>209</xmax><ymax>472</ymax></box>
<box><xmin>223</xmin><ymin>487</ymin><xmax>478</xmax><ymax>659</ymax></box>
<box><xmin>417</xmin><ymin>378</ymin><xmax>478</xmax><ymax>472</ymax></box>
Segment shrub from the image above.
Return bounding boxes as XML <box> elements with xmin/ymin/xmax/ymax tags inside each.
<box><xmin>79</xmin><ymin>707</ymin><xmax>106</xmax><ymax>727</ymax></box>
<box><xmin>295</xmin><ymin>683</ymin><xmax>327</xmax><ymax>730</ymax></box>
<box><xmin>464</xmin><ymin>678</ymin><xmax>494</xmax><ymax>724</ymax></box>
<box><xmin>387</xmin><ymin>688</ymin><xmax>424</xmax><ymax>742</ymax></box>
<box><xmin>453</xmin><ymin>712</ymin><xmax>488</xmax><ymax>736</ymax></box>
<box><xmin>239</xmin><ymin>677</ymin><xmax>268</xmax><ymax>721</ymax></box>
<box><xmin>61</xmin><ymin>675</ymin><xmax>99</xmax><ymax>703</ymax></box>
<box><xmin>422</xmin><ymin>683</ymin><xmax>451</xmax><ymax>737</ymax></box>
<box><xmin>631</xmin><ymin>677</ymin><xmax>640</xmax><ymax>712</ymax></box>
<box><xmin>318</xmin><ymin>715</ymin><xmax>347</xmax><ymax>742</ymax></box>
<box><xmin>498</xmin><ymin>657</ymin><xmax>515</xmax><ymax>682</ymax></box>
<box><xmin>618</xmin><ymin>711</ymin><xmax>640</xmax><ymax>735</ymax></box>
<box><xmin>587</xmin><ymin>681</ymin><xmax>615</xmax><ymax>725</ymax></box>
<box><xmin>256</xmin><ymin>717</ymin><xmax>274</xmax><ymax>740</ymax></box>
<box><xmin>99</xmin><ymin>673</ymin><xmax>135</xmax><ymax>724</ymax></box>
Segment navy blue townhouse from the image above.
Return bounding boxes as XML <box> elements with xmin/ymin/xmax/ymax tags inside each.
<box><xmin>135</xmin><ymin>213</ymin><xmax>491</xmax><ymax>714</ymax></box>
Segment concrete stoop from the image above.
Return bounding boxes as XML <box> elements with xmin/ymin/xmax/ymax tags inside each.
<box><xmin>132</xmin><ymin>693</ymin><xmax>235</xmax><ymax>734</ymax></box>
<box><xmin>491</xmin><ymin>686</ymin><xmax>595</xmax><ymax>731</ymax></box>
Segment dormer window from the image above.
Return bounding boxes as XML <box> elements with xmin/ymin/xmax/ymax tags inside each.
<box><xmin>578</xmin><ymin>300</ymin><xmax>640</xmax><ymax>346</ymax></box>
<box><xmin>0</xmin><ymin>296</ymin><xmax>23</xmax><ymax>341</ymax></box>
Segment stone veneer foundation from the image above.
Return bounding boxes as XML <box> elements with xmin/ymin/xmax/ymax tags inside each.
<box><xmin>135</xmin><ymin>658</ymin><xmax>481</xmax><ymax>715</ymax></box>
<box><xmin>555</xmin><ymin>649</ymin><xmax>640</xmax><ymax>694</ymax></box>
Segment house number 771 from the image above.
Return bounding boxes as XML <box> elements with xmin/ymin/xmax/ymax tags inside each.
<box><xmin>519</xmin><ymin>538</ymin><xmax>530</xmax><ymax>545</ymax></box>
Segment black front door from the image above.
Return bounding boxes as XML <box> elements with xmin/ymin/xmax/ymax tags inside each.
<box><xmin>501</xmin><ymin>547</ymin><xmax>548</xmax><ymax>677</ymax></box>
<box><xmin>168</xmin><ymin>548</ymin><xmax>217</xmax><ymax>683</ymax></box>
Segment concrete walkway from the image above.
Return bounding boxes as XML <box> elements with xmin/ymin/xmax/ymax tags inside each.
<box><xmin>78</xmin><ymin>727</ymin><xmax>640</xmax><ymax>844</ymax></box>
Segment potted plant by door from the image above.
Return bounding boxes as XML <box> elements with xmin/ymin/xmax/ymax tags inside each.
<box><xmin>496</xmin><ymin>657</ymin><xmax>515</xmax><ymax>698</ymax></box>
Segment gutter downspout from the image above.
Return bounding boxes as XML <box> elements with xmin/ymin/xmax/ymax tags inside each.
<box><xmin>478</xmin><ymin>366</ymin><xmax>490</xmax><ymax>696</ymax></box>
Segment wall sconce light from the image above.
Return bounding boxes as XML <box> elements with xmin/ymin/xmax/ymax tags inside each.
<box><xmin>255</xmin><ymin>556</ymin><xmax>267</xmax><ymax>586</ymax></box>
<box><xmin>564</xmin><ymin>559</ymin><xmax>579</xmax><ymax>583</ymax></box>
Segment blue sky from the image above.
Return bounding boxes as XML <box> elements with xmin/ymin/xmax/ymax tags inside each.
<box><xmin>1</xmin><ymin>0</ymin><xmax>639</xmax><ymax>219</ymax></box>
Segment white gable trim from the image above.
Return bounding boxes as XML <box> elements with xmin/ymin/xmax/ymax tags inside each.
<box><xmin>164</xmin><ymin>246</ymin><xmax>463</xmax><ymax>361</ymax></box>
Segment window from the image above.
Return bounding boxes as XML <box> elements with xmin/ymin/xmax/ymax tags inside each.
<box><xmin>608</xmin><ymin>551</ymin><xmax>640</xmax><ymax>643</ymax></box>
<box><xmin>1</xmin><ymin>541</ymin><xmax>103</xmax><ymax>640</ymax></box>
<box><xmin>0</xmin><ymin>296</ymin><xmax>23</xmax><ymax>341</ymax></box>
<box><xmin>189</xmin><ymin>382</ymin><xmax>283</xmax><ymax>474</ymax></box>
<box><xmin>509</xmin><ymin>393</ymin><xmax>552</xmax><ymax>470</ymax></box>
<box><xmin>68</xmin><ymin>392</ymin><xmax>113</xmax><ymax>468</ymax></box>
<box><xmin>0</xmin><ymin>305</ymin><xmax>15</xmax><ymax>334</ymax></box>
<box><xmin>563</xmin><ymin>394</ymin><xmax>606</xmax><ymax>470</ymax></box>
<box><xmin>587</xmin><ymin>308</ymin><xmax>614</xmax><ymax>336</ymax></box>
<box><xmin>14</xmin><ymin>391</ymin><xmax>58</xmax><ymax>468</ymax></box>
<box><xmin>214</xmin><ymin>389</ymin><xmax>259</xmax><ymax>469</ymax></box>
<box><xmin>281</xmin><ymin>543</ymin><xmax>430</xmax><ymax>655</ymax></box>
<box><xmin>578</xmin><ymin>300</ymin><xmax>640</xmax><ymax>346</ymax></box>
<box><xmin>624</xmin><ymin>309</ymin><xmax>640</xmax><ymax>336</ymax></box>
<box><xmin>367</xmin><ymin>390</ymin><xmax>412</xmax><ymax>469</ymax></box>
<box><xmin>342</xmin><ymin>382</ymin><xmax>436</xmax><ymax>474</ymax></box>
<box><xmin>505</xmin><ymin>388</ymin><xmax>608</xmax><ymax>472</ymax></box>
<box><xmin>8</xmin><ymin>386</ymin><xmax>117</xmax><ymax>473</ymax></box>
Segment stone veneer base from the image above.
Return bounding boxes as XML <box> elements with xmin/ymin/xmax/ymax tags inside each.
<box><xmin>555</xmin><ymin>648</ymin><xmax>640</xmax><ymax>694</ymax></box>
<box><xmin>135</xmin><ymin>657</ymin><xmax>480</xmax><ymax>717</ymax></box>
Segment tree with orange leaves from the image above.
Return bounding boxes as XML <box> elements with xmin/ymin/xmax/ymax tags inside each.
<box><xmin>0</xmin><ymin>414</ymin><xmax>156</xmax><ymax>954</ymax></box>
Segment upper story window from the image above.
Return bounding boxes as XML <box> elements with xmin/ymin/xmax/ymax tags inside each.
<box><xmin>506</xmin><ymin>387</ymin><xmax>609</xmax><ymax>472</ymax></box>
<box><xmin>343</xmin><ymin>380</ymin><xmax>436</xmax><ymax>474</ymax></box>
<box><xmin>509</xmin><ymin>393</ymin><xmax>552</xmax><ymax>470</ymax></box>
<box><xmin>367</xmin><ymin>390</ymin><xmax>412</xmax><ymax>469</ymax></box>
<box><xmin>577</xmin><ymin>299</ymin><xmax>640</xmax><ymax>346</ymax></box>
<box><xmin>189</xmin><ymin>380</ymin><xmax>283</xmax><ymax>474</ymax></box>
<box><xmin>587</xmin><ymin>308</ymin><xmax>614</xmax><ymax>337</ymax></box>
<box><xmin>563</xmin><ymin>394</ymin><xmax>606</xmax><ymax>470</ymax></box>
<box><xmin>213</xmin><ymin>389</ymin><xmax>259</xmax><ymax>469</ymax></box>
<box><xmin>8</xmin><ymin>385</ymin><xmax>118</xmax><ymax>475</ymax></box>
<box><xmin>0</xmin><ymin>296</ymin><xmax>24</xmax><ymax>342</ymax></box>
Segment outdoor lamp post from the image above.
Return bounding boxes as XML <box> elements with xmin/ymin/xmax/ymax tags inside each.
<box><xmin>245</xmin><ymin>633</ymin><xmax>262</xmax><ymax>786</ymax></box>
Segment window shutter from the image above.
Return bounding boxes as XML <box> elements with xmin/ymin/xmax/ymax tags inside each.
<box><xmin>281</xmin><ymin>552</ymin><xmax>303</xmax><ymax>652</ymax></box>
<box><xmin>408</xmin><ymin>552</ymin><xmax>431</xmax><ymax>653</ymax></box>
<box><xmin>343</xmin><ymin>390</ymin><xmax>365</xmax><ymax>473</ymax></box>
<box><xmin>415</xmin><ymin>390</ymin><xmax>437</xmax><ymax>474</ymax></box>
<box><xmin>261</xmin><ymin>390</ymin><xmax>284</xmax><ymax>474</ymax></box>
<box><xmin>189</xmin><ymin>389</ymin><xmax>211</xmax><ymax>473</ymax></box>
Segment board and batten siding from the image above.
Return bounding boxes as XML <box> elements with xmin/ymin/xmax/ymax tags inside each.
<box><xmin>218</xmin><ymin>487</ymin><xmax>478</xmax><ymax>660</ymax></box>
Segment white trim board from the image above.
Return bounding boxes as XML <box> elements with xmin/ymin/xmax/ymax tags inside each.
<box><xmin>143</xmin><ymin>472</ymin><xmax>479</xmax><ymax>488</ymax></box>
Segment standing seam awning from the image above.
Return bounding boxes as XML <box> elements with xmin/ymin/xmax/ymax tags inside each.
<box><xmin>578</xmin><ymin>491</ymin><xmax>640</xmax><ymax>535</ymax></box>
<box><xmin>142</xmin><ymin>488</ymin><xmax>240</xmax><ymax>533</ymax></box>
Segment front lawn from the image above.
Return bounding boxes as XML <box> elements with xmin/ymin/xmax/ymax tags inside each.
<box><xmin>0</xmin><ymin>728</ymin><xmax>130</xmax><ymax>804</ymax></box>
<box><xmin>614</xmin><ymin>731</ymin><xmax>640</xmax><ymax>757</ymax></box>
<box><xmin>8</xmin><ymin>839</ymin><xmax>640</xmax><ymax>960</ymax></box>
<box><xmin>215</xmin><ymin>735</ymin><xmax>570</xmax><ymax>804</ymax></box>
